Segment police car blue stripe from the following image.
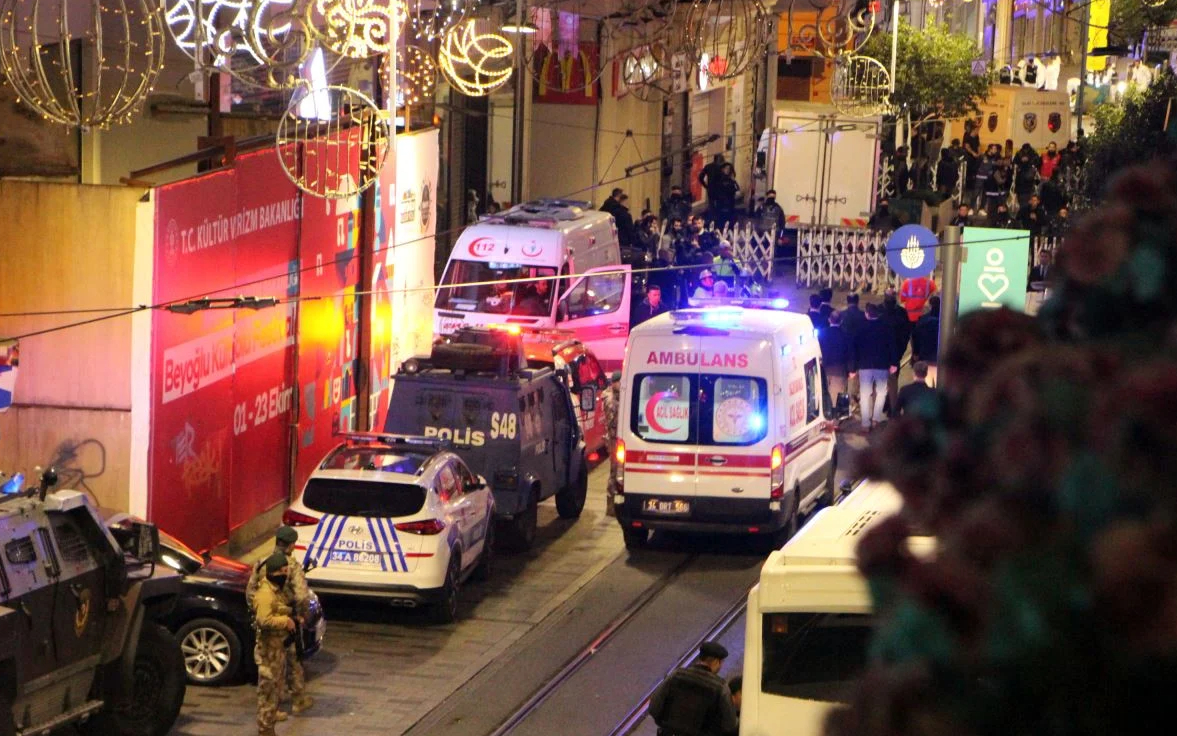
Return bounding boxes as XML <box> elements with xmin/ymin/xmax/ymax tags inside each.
<box><xmin>387</xmin><ymin>521</ymin><xmax>408</xmax><ymax>571</ymax></box>
<box><xmin>364</xmin><ymin>517</ymin><xmax>387</xmax><ymax>572</ymax></box>
<box><xmin>374</xmin><ymin>517</ymin><xmax>397</xmax><ymax>572</ymax></box>
<box><xmin>320</xmin><ymin>515</ymin><xmax>348</xmax><ymax>568</ymax></box>
<box><xmin>303</xmin><ymin>515</ymin><xmax>328</xmax><ymax>568</ymax></box>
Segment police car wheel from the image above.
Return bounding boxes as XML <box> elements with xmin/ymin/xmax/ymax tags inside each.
<box><xmin>432</xmin><ymin>556</ymin><xmax>462</xmax><ymax>624</ymax></box>
<box><xmin>472</xmin><ymin>522</ymin><xmax>494</xmax><ymax>582</ymax></box>
<box><xmin>623</xmin><ymin>527</ymin><xmax>648</xmax><ymax>550</ymax></box>
<box><xmin>555</xmin><ymin>465</ymin><xmax>588</xmax><ymax>519</ymax></box>
<box><xmin>176</xmin><ymin>618</ymin><xmax>242</xmax><ymax>686</ymax></box>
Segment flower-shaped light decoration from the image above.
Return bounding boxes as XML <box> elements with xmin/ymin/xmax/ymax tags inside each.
<box><xmin>381</xmin><ymin>44</ymin><xmax>438</xmax><ymax>107</ymax></box>
<box><xmin>276</xmin><ymin>83</ymin><xmax>392</xmax><ymax>198</ymax></box>
<box><xmin>683</xmin><ymin>0</ymin><xmax>770</xmax><ymax>80</ymax></box>
<box><xmin>0</xmin><ymin>0</ymin><xmax>166</xmax><ymax>128</ymax></box>
<box><xmin>439</xmin><ymin>19</ymin><xmax>513</xmax><ymax>96</ymax></box>
<box><xmin>311</xmin><ymin>0</ymin><xmax>407</xmax><ymax>59</ymax></box>
<box><xmin>784</xmin><ymin>0</ymin><xmax>876</xmax><ymax>60</ymax></box>
<box><xmin>407</xmin><ymin>0</ymin><xmax>479</xmax><ymax>42</ymax></box>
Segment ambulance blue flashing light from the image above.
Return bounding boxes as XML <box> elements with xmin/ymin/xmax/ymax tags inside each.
<box><xmin>1</xmin><ymin>472</ymin><xmax>24</xmax><ymax>495</ymax></box>
<box><xmin>702</xmin><ymin>307</ymin><xmax>745</xmax><ymax>326</ymax></box>
<box><xmin>686</xmin><ymin>297</ymin><xmax>790</xmax><ymax>311</ymax></box>
<box><xmin>772</xmin><ymin>298</ymin><xmax>789</xmax><ymax>309</ymax></box>
<box><xmin>748</xmin><ymin>414</ymin><xmax>765</xmax><ymax>432</ymax></box>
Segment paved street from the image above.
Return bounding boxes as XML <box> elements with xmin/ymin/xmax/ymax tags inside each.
<box><xmin>173</xmin><ymin>429</ymin><xmax>869</xmax><ymax>736</ymax></box>
<box><xmin>174</xmin><ymin>463</ymin><xmax>625</xmax><ymax>736</ymax></box>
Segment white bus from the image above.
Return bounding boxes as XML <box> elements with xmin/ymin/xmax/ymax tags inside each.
<box><xmin>739</xmin><ymin>481</ymin><xmax>933</xmax><ymax>736</ymax></box>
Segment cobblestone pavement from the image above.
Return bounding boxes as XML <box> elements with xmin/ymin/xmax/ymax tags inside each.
<box><xmin>172</xmin><ymin>463</ymin><xmax>623</xmax><ymax>736</ymax></box>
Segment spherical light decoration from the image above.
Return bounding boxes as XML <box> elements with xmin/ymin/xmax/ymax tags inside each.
<box><xmin>276</xmin><ymin>83</ymin><xmax>392</xmax><ymax>198</ymax></box>
<box><xmin>381</xmin><ymin>44</ymin><xmax>437</xmax><ymax>106</ymax></box>
<box><xmin>407</xmin><ymin>0</ymin><xmax>479</xmax><ymax>42</ymax></box>
<box><xmin>831</xmin><ymin>54</ymin><xmax>891</xmax><ymax>117</ymax></box>
<box><xmin>438</xmin><ymin>19</ymin><xmax>513</xmax><ymax>97</ymax></box>
<box><xmin>163</xmin><ymin>0</ymin><xmax>314</xmax><ymax>90</ymax></box>
<box><xmin>683</xmin><ymin>0</ymin><xmax>771</xmax><ymax>81</ymax></box>
<box><xmin>310</xmin><ymin>0</ymin><xmax>406</xmax><ymax>59</ymax></box>
<box><xmin>0</xmin><ymin>0</ymin><xmax>165</xmax><ymax>128</ymax></box>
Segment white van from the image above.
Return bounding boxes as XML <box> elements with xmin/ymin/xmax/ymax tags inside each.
<box><xmin>612</xmin><ymin>302</ymin><xmax>837</xmax><ymax>549</ymax></box>
<box><xmin>740</xmin><ymin>480</ymin><xmax>933</xmax><ymax>736</ymax></box>
<box><xmin>433</xmin><ymin>199</ymin><xmax>633</xmax><ymax>368</ymax></box>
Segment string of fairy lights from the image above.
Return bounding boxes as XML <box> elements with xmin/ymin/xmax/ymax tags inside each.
<box><xmin>0</xmin><ymin>0</ymin><xmax>901</xmax><ymax>196</ymax></box>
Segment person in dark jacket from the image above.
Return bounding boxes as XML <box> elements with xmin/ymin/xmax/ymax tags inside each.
<box><xmin>819</xmin><ymin>311</ymin><xmax>851</xmax><ymax>415</ymax></box>
<box><xmin>818</xmin><ymin>288</ymin><xmax>834</xmax><ymax>324</ymax></box>
<box><xmin>602</xmin><ymin>188</ymin><xmax>637</xmax><ymax>248</ymax></box>
<box><xmin>649</xmin><ymin>641</ymin><xmax>739</xmax><ymax>736</ymax></box>
<box><xmin>632</xmin><ymin>284</ymin><xmax>671</xmax><ymax>326</ymax></box>
<box><xmin>807</xmin><ymin>294</ymin><xmax>828</xmax><ymax>330</ymax></box>
<box><xmin>1017</xmin><ymin>194</ymin><xmax>1047</xmax><ymax>236</ymax></box>
<box><xmin>753</xmin><ymin>189</ymin><xmax>786</xmax><ymax>234</ymax></box>
<box><xmin>661</xmin><ymin>185</ymin><xmax>692</xmax><ymax>224</ymax></box>
<box><xmin>849</xmin><ymin>303</ymin><xmax>899</xmax><ymax>431</ymax></box>
<box><xmin>881</xmin><ymin>290</ymin><xmax>911</xmax><ymax>417</ymax></box>
<box><xmin>936</xmin><ymin>149</ymin><xmax>960</xmax><ymax>196</ymax></box>
<box><xmin>649</xmin><ymin>248</ymin><xmax>678</xmax><ymax>305</ymax></box>
<box><xmin>910</xmin><ymin>295</ymin><xmax>941</xmax><ymax>386</ymax></box>
<box><xmin>868</xmin><ymin>199</ymin><xmax>901</xmax><ymax>231</ymax></box>
<box><xmin>839</xmin><ymin>293</ymin><xmax>866</xmax><ymax>338</ymax></box>
<box><xmin>896</xmin><ymin>361</ymin><xmax>936</xmax><ymax>415</ymax></box>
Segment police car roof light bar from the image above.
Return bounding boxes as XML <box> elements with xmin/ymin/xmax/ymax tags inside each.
<box><xmin>684</xmin><ymin>297</ymin><xmax>790</xmax><ymax>310</ymax></box>
<box><xmin>335</xmin><ymin>432</ymin><xmax>451</xmax><ymax>450</ymax></box>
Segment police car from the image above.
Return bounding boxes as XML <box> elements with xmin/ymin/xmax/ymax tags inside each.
<box><xmin>281</xmin><ymin>433</ymin><xmax>494</xmax><ymax>623</ymax></box>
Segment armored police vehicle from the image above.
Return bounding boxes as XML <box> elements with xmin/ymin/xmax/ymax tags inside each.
<box><xmin>385</xmin><ymin>327</ymin><xmax>591</xmax><ymax>550</ymax></box>
<box><xmin>0</xmin><ymin>469</ymin><xmax>186</xmax><ymax>736</ymax></box>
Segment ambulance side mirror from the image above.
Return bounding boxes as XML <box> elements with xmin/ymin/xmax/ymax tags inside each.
<box><xmin>580</xmin><ymin>387</ymin><xmax>596</xmax><ymax>412</ymax></box>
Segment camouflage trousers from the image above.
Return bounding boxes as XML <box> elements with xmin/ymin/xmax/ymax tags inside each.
<box><xmin>255</xmin><ymin>635</ymin><xmax>306</xmax><ymax>725</ymax></box>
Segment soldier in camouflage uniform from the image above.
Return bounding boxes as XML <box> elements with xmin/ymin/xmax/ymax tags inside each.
<box><xmin>604</xmin><ymin>371</ymin><xmax>621</xmax><ymax>517</ymax></box>
<box><xmin>252</xmin><ymin>551</ymin><xmax>297</xmax><ymax>736</ymax></box>
<box><xmin>246</xmin><ymin>527</ymin><xmax>313</xmax><ymax>718</ymax></box>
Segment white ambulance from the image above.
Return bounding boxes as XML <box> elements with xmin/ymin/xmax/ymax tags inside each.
<box><xmin>433</xmin><ymin>198</ymin><xmax>633</xmax><ymax>369</ymax></box>
<box><xmin>612</xmin><ymin>301</ymin><xmax>838</xmax><ymax>549</ymax></box>
<box><xmin>740</xmin><ymin>480</ymin><xmax>934</xmax><ymax>736</ymax></box>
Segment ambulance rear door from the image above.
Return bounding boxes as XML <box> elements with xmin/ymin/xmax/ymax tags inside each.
<box><xmin>693</xmin><ymin>337</ymin><xmax>776</xmax><ymax>503</ymax></box>
<box><xmin>625</xmin><ymin>332</ymin><xmax>702</xmax><ymax>504</ymax></box>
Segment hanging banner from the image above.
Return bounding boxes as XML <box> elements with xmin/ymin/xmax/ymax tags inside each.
<box><xmin>0</xmin><ymin>341</ymin><xmax>17</xmax><ymax>412</ymax></box>
<box><xmin>959</xmin><ymin>227</ymin><xmax>1031</xmax><ymax>315</ymax></box>
<box><xmin>151</xmin><ymin>150</ymin><xmax>300</xmax><ymax>551</ymax></box>
<box><xmin>369</xmin><ymin>128</ymin><xmax>440</xmax><ymax>433</ymax></box>
<box><xmin>534</xmin><ymin>44</ymin><xmax>600</xmax><ymax>104</ymax></box>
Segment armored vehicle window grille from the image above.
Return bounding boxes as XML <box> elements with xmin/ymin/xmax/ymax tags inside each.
<box><xmin>51</xmin><ymin>517</ymin><xmax>92</xmax><ymax>564</ymax></box>
<box><xmin>5</xmin><ymin>537</ymin><xmax>36</xmax><ymax>565</ymax></box>
<box><xmin>37</xmin><ymin>528</ymin><xmax>61</xmax><ymax>577</ymax></box>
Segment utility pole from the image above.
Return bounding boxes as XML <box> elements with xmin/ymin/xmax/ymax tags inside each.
<box><xmin>939</xmin><ymin>225</ymin><xmax>962</xmax><ymax>389</ymax></box>
<box><xmin>510</xmin><ymin>0</ymin><xmax>527</xmax><ymax>205</ymax></box>
<box><xmin>1076</xmin><ymin>0</ymin><xmax>1091</xmax><ymax>135</ymax></box>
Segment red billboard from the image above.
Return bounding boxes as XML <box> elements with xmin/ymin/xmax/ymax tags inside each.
<box><xmin>151</xmin><ymin>150</ymin><xmax>300</xmax><ymax>551</ymax></box>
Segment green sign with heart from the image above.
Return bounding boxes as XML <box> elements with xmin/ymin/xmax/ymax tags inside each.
<box><xmin>959</xmin><ymin>226</ymin><xmax>1031</xmax><ymax>314</ymax></box>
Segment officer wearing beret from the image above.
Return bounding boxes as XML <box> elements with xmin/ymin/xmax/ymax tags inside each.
<box><xmin>648</xmin><ymin>641</ymin><xmax>739</xmax><ymax>736</ymax></box>
<box><xmin>252</xmin><ymin>551</ymin><xmax>297</xmax><ymax>736</ymax></box>
<box><xmin>246</xmin><ymin>527</ymin><xmax>314</xmax><ymax>721</ymax></box>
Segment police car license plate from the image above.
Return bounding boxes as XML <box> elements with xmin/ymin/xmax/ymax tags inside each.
<box><xmin>644</xmin><ymin>499</ymin><xmax>690</xmax><ymax>515</ymax></box>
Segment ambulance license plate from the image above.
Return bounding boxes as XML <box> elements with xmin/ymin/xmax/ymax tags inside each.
<box><xmin>644</xmin><ymin>499</ymin><xmax>690</xmax><ymax>515</ymax></box>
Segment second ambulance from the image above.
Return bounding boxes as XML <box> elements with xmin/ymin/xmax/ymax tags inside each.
<box><xmin>612</xmin><ymin>302</ymin><xmax>838</xmax><ymax>548</ymax></box>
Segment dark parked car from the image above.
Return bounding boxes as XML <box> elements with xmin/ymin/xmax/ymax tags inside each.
<box><xmin>105</xmin><ymin>513</ymin><xmax>325</xmax><ymax>686</ymax></box>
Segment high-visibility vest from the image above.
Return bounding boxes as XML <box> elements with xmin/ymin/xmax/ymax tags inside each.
<box><xmin>900</xmin><ymin>277</ymin><xmax>937</xmax><ymax>322</ymax></box>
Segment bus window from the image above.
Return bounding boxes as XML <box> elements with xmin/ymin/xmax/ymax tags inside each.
<box><xmin>761</xmin><ymin>613</ymin><xmax>873</xmax><ymax>703</ymax></box>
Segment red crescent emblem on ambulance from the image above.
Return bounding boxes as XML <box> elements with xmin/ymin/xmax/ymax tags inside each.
<box><xmin>522</xmin><ymin>243</ymin><xmax>543</xmax><ymax>258</ymax></box>
<box><xmin>468</xmin><ymin>238</ymin><xmax>496</xmax><ymax>258</ymax></box>
<box><xmin>645</xmin><ymin>391</ymin><xmax>675</xmax><ymax>434</ymax></box>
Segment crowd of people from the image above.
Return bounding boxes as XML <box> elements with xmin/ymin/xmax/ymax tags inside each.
<box><xmin>810</xmin><ymin>286</ymin><xmax>941</xmax><ymax>433</ymax></box>
<box><xmin>953</xmin><ymin>126</ymin><xmax>1080</xmax><ymax>235</ymax></box>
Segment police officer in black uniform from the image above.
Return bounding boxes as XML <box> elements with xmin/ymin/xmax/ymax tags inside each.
<box><xmin>648</xmin><ymin>641</ymin><xmax>739</xmax><ymax>736</ymax></box>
